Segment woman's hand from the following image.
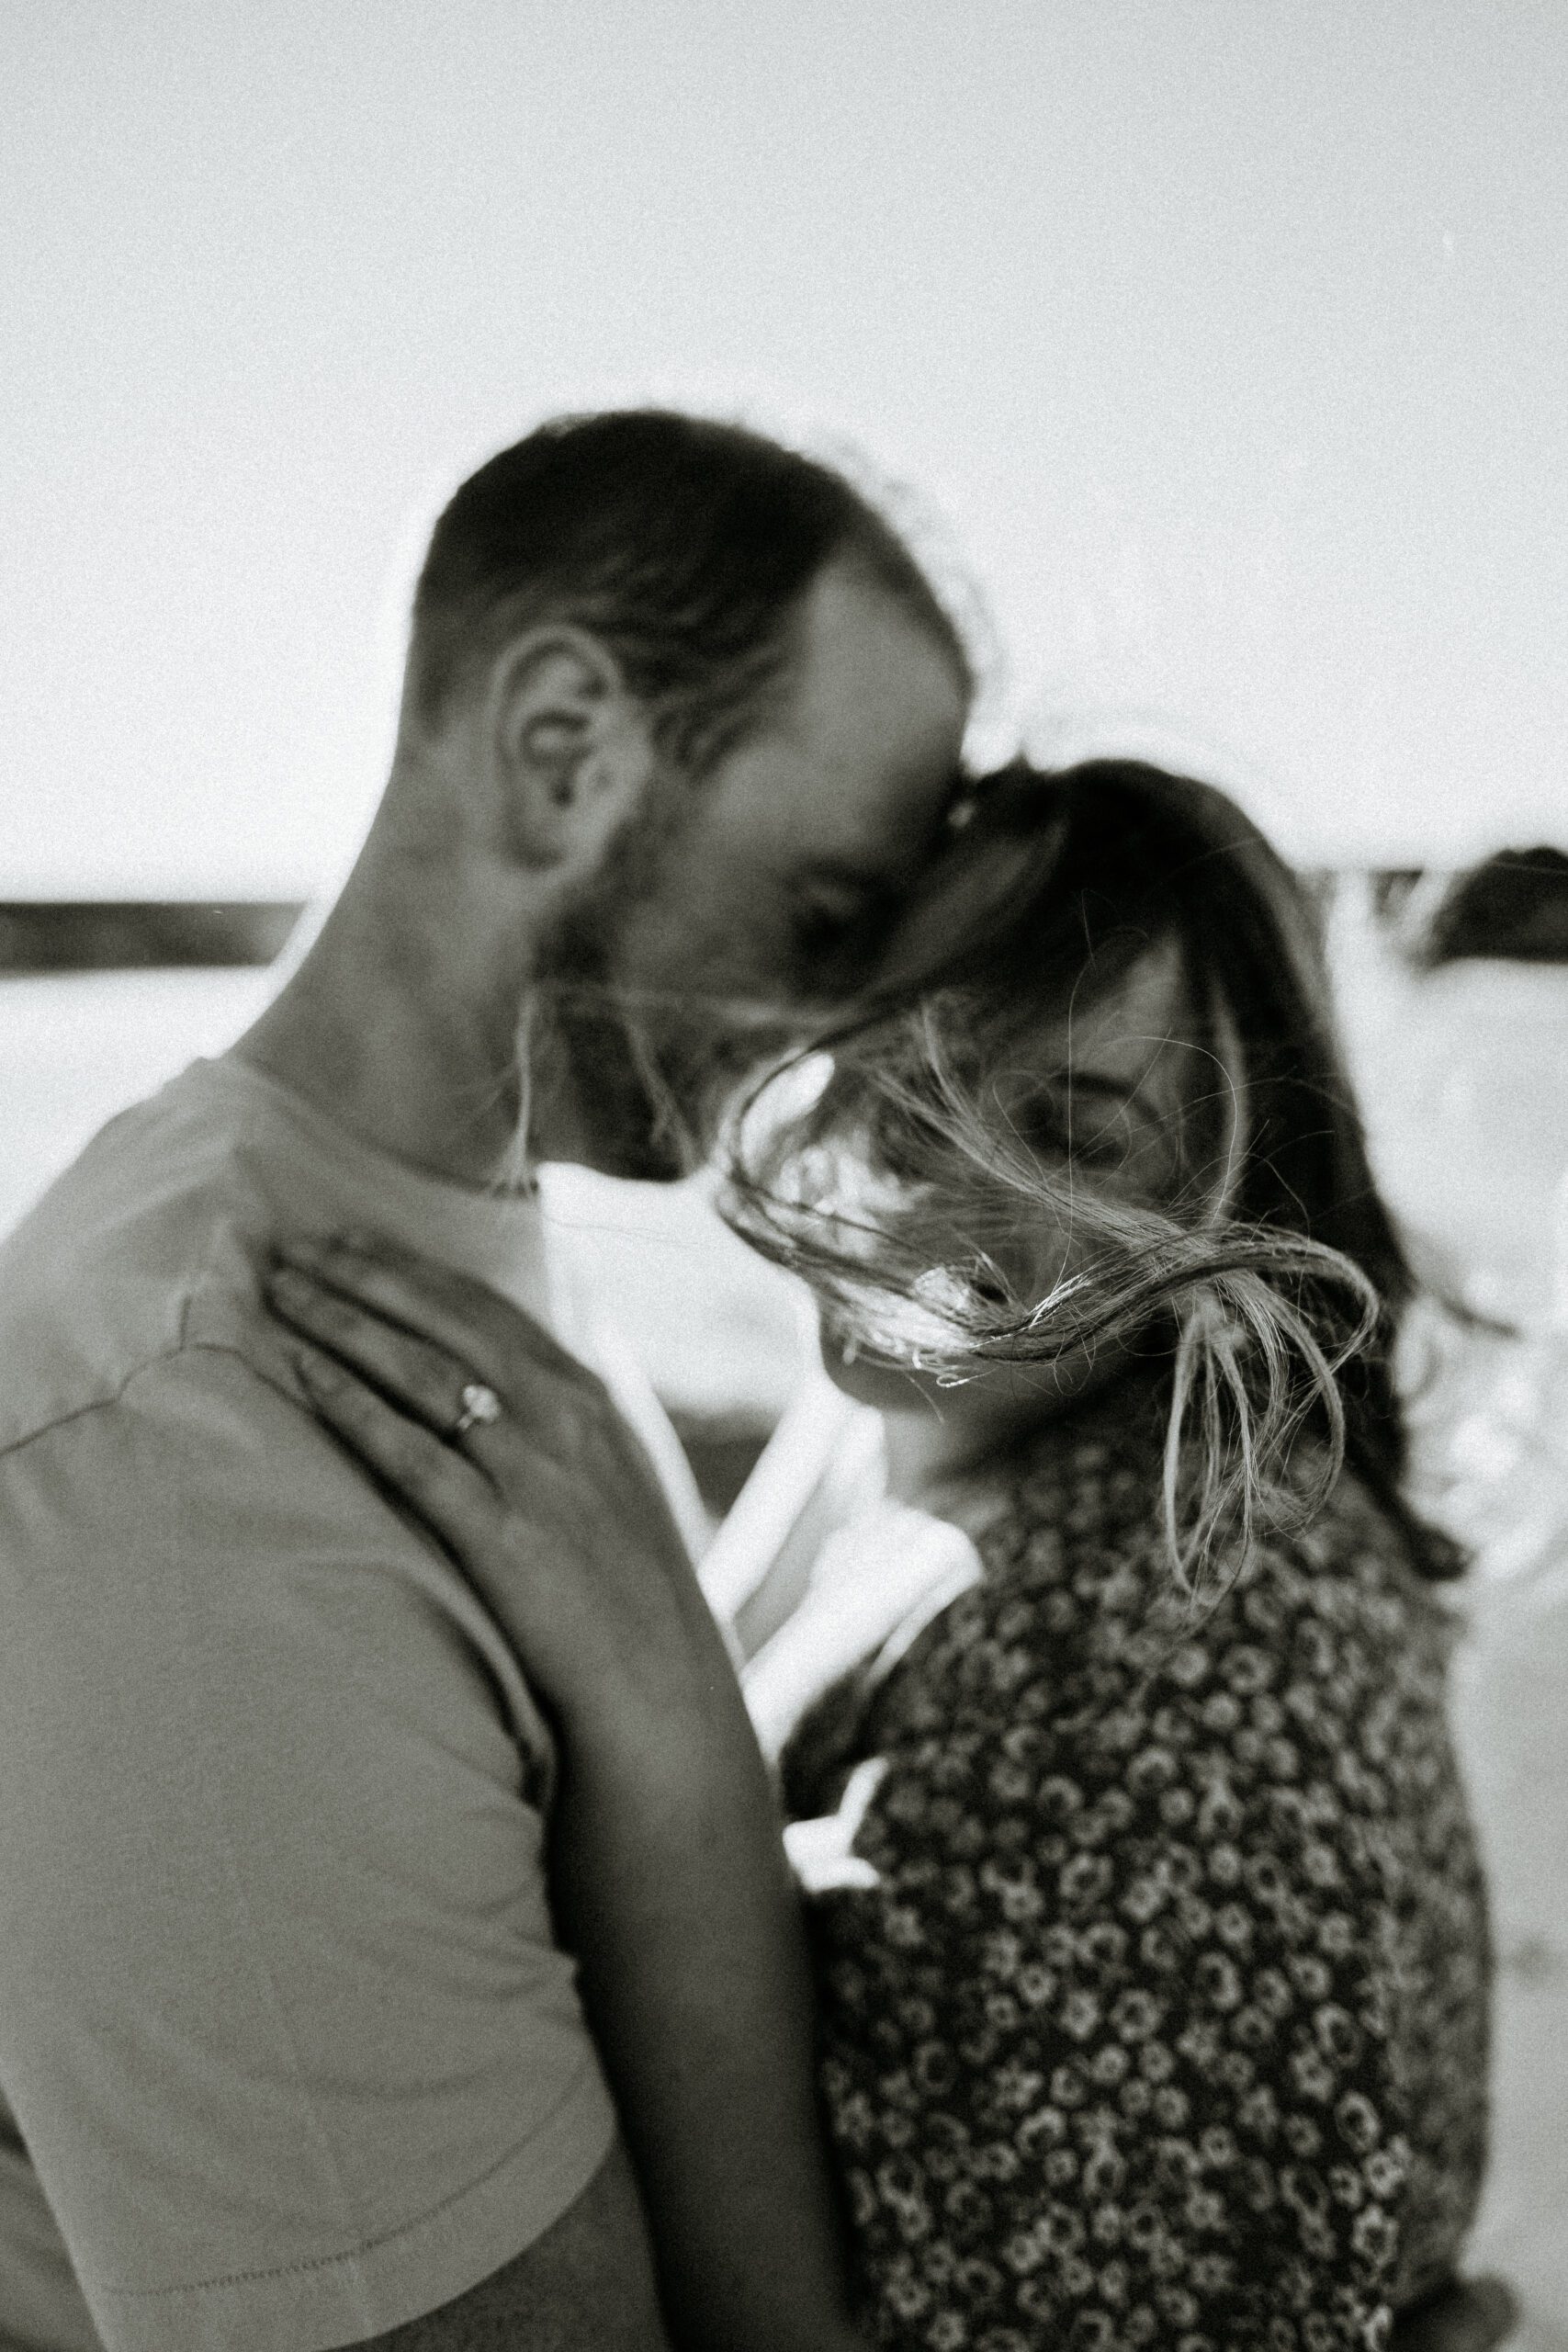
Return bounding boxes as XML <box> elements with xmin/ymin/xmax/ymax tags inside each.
<box><xmin>265</xmin><ymin>1230</ymin><xmax>866</xmax><ymax>2352</ymax></box>
<box><xmin>265</xmin><ymin>1232</ymin><xmax>746</xmax><ymax>1783</ymax></box>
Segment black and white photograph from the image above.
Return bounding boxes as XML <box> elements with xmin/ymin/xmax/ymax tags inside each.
<box><xmin>2</xmin><ymin>6</ymin><xmax>1565</xmax><ymax>2346</ymax></box>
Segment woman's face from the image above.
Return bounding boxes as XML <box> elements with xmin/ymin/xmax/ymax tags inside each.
<box><xmin>808</xmin><ymin>933</ymin><xmax>1208</xmax><ymax>1459</ymax></box>
<box><xmin>811</xmin><ymin>1076</ymin><xmax>1089</xmax><ymax>1460</ymax></box>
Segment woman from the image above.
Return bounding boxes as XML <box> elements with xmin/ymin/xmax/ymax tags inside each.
<box><xmin>267</xmin><ymin>763</ymin><xmax>1492</xmax><ymax>2350</ymax></box>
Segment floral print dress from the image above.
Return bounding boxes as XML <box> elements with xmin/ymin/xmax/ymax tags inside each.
<box><xmin>780</xmin><ymin>1374</ymin><xmax>1492</xmax><ymax>2350</ymax></box>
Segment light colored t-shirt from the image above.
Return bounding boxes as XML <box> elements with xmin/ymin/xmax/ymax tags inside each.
<box><xmin>0</xmin><ymin>1055</ymin><xmax>621</xmax><ymax>2352</ymax></box>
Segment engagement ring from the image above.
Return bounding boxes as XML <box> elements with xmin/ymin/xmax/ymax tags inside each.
<box><xmin>450</xmin><ymin>1381</ymin><xmax>502</xmax><ymax>1439</ymax></box>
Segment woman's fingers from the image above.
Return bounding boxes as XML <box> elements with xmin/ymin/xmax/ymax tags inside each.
<box><xmin>292</xmin><ymin>1339</ymin><xmax>502</xmax><ymax>1555</ymax></box>
<box><xmin>291</xmin><ymin>1335</ymin><xmax>704</xmax><ymax>1732</ymax></box>
<box><xmin>276</xmin><ymin>1233</ymin><xmax>605</xmax><ymax>1405</ymax></box>
<box><xmin>267</xmin><ymin>1234</ymin><xmax>620</xmax><ymax>1469</ymax></box>
<box><xmin>268</xmin><ymin>1234</ymin><xmax>694</xmax><ymax>1585</ymax></box>
<box><xmin>266</xmin><ymin>1260</ymin><xmax>506</xmax><ymax>1465</ymax></box>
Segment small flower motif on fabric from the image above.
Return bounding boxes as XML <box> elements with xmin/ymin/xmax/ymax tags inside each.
<box><xmin>781</xmin><ymin>1377</ymin><xmax>1492</xmax><ymax>2348</ymax></box>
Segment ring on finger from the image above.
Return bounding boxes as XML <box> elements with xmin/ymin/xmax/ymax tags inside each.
<box><xmin>449</xmin><ymin>1380</ymin><xmax>503</xmax><ymax>1441</ymax></box>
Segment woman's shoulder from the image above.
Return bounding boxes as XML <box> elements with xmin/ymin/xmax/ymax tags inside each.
<box><xmin>863</xmin><ymin>1404</ymin><xmax>1456</xmax><ymax>1762</ymax></box>
<box><xmin>778</xmin><ymin>1468</ymin><xmax>1460</xmax><ymax>1934</ymax></box>
<box><xmin>783</xmin><ymin>1368</ymin><xmax>1461</xmax><ymax>1829</ymax></box>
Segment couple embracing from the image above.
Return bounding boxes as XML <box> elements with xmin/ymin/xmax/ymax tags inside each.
<box><xmin>0</xmin><ymin>413</ymin><xmax>1498</xmax><ymax>2351</ymax></box>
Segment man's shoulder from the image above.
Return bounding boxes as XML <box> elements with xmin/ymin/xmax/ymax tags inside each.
<box><xmin>0</xmin><ymin>1176</ymin><xmax>566</xmax><ymax>1844</ymax></box>
<box><xmin>0</xmin><ymin>1062</ymin><xmax>282</xmax><ymax>1458</ymax></box>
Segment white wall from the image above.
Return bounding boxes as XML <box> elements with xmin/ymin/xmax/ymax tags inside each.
<box><xmin>4</xmin><ymin>0</ymin><xmax>1565</xmax><ymax>890</ymax></box>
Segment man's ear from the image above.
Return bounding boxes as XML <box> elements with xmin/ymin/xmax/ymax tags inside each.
<box><xmin>488</xmin><ymin>626</ymin><xmax>654</xmax><ymax>871</ymax></box>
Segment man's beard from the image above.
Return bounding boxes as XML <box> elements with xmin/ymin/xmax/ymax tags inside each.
<box><xmin>528</xmin><ymin>778</ymin><xmax>792</xmax><ymax>1182</ymax></box>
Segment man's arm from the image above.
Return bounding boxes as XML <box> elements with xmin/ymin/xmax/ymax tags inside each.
<box><xmin>0</xmin><ymin>1351</ymin><xmax>639</xmax><ymax>2352</ymax></box>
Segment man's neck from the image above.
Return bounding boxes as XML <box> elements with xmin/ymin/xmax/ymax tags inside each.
<box><xmin>233</xmin><ymin>825</ymin><xmax>547</xmax><ymax>1191</ymax></box>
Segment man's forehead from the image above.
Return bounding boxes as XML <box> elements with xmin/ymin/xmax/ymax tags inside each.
<box><xmin>796</xmin><ymin>791</ymin><xmax>964</xmax><ymax>892</ymax></box>
<box><xmin>788</xmin><ymin>565</ymin><xmax>967</xmax><ymax>746</ymax></box>
<box><xmin>691</xmin><ymin>567</ymin><xmax>968</xmax><ymax>887</ymax></box>
<box><xmin>703</xmin><ymin>722</ymin><xmax>964</xmax><ymax>884</ymax></box>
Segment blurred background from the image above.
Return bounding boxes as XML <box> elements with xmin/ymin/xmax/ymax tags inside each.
<box><xmin>4</xmin><ymin>2</ymin><xmax>1566</xmax><ymax>2337</ymax></box>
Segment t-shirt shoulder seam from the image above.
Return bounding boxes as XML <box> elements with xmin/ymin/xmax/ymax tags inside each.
<box><xmin>0</xmin><ymin>1338</ymin><xmax>279</xmax><ymax>1468</ymax></box>
<box><xmin>173</xmin><ymin>1161</ymin><xmax>247</xmax><ymax>1354</ymax></box>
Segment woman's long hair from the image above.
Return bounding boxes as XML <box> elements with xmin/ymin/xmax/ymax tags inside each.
<box><xmin>720</xmin><ymin>760</ymin><xmax>1461</xmax><ymax>1595</ymax></box>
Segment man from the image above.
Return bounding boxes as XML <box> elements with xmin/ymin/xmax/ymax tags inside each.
<box><xmin>0</xmin><ymin>410</ymin><xmax>970</xmax><ymax>2352</ymax></box>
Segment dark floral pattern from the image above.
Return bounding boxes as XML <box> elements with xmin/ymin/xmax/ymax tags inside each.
<box><xmin>782</xmin><ymin>1378</ymin><xmax>1491</xmax><ymax>2350</ymax></box>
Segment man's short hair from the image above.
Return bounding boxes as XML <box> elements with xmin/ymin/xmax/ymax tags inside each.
<box><xmin>410</xmin><ymin>410</ymin><xmax>969</xmax><ymax>773</ymax></box>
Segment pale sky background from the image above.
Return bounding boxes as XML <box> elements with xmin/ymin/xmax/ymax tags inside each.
<box><xmin>3</xmin><ymin>0</ymin><xmax>1564</xmax><ymax>894</ymax></box>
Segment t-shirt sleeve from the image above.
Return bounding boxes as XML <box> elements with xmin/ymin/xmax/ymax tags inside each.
<box><xmin>800</xmin><ymin>1575</ymin><xmax>1412</xmax><ymax>2349</ymax></box>
<box><xmin>0</xmin><ymin>1345</ymin><xmax>616</xmax><ymax>2352</ymax></box>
